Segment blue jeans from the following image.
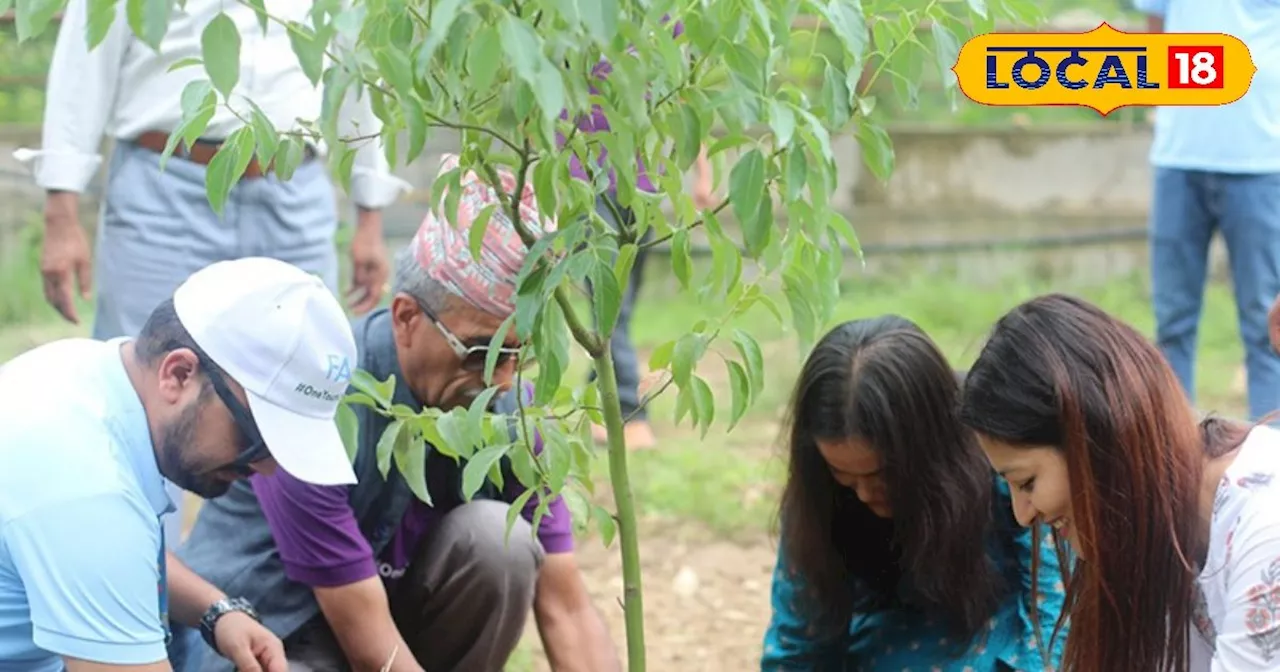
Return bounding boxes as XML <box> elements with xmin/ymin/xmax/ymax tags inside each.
<box><xmin>1150</xmin><ymin>167</ymin><xmax>1280</xmax><ymax>421</ymax></box>
<box><xmin>585</xmin><ymin>195</ymin><xmax>650</xmax><ymax>421</ymax></box>
<box><xmin>93</xmin><ymin>140</ymin><xmax>341</xmax><ymax>546</ymax></box>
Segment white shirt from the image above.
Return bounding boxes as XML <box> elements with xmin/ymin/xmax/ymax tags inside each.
<box><xmin>1190</xmin><ymin>425</ymin><xmax>1280</xmax><ymax>670</ymax></box>
<box><xmin>14</xmin><ymin>0</ymin><xmax>410</xmax><ymax>208</ymax></box>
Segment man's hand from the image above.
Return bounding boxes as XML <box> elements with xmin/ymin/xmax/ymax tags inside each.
<box><xmin>213</xmin><ymin>612</ymin><xmax>288</xmax><ymax>672</ymax></box>
<box><xmin>348</xmin><ymin>208</ymin><xmax>389</xmax><ymax>314</ymax></box>
<box><xmin>534</xmin><ymin>554</ymin><xmax>619</xmax><ymax>672</ymax></box>
<box><xmin>1268</xmin><ymin>294</ymin><xmax>1280</xmax><ymax>354</ymax></box>
<box><xmin>41</xmin><ymin>191</ymin><xmax>93</xmax><ymax>324</ymax></box>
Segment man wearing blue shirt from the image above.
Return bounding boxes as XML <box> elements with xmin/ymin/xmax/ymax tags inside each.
<box><xmin>0</xmin><ymin>257</ymin><xmax>361</xmax><ymax>671</ymax></box>
<box><xmin>1134</xmin><ymin>0</ymin><xmax>1280</xmax><ymax>421</ymax></box>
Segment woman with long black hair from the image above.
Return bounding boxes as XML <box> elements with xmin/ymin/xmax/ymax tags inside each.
<box><xmin>959</xmin><ymin>293</ymin><xmax>1280</xmax><ymax>671</ymax></box>
<box><xmin>762</xmin><ymin>315</ymin><xmax>1067</xmax><ymax>670</ymax></box>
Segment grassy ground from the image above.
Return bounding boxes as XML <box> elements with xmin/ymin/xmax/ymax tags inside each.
<box><xmin>0</xmin><ymin>251</ymin><xmax>1249</xmax><ymax>671</ymax></box>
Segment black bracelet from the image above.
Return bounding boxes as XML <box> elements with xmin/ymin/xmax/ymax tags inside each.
<box><xmin>199</xmin><ymin>597</ymin><xmax>261</xmax><ymax>656</ymax></box>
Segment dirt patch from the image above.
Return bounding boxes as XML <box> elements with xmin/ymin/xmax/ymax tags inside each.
<box><xmin>520</xmin><ymin>520</ymin><xmax>779</xmax><ymax>671</ymax></box>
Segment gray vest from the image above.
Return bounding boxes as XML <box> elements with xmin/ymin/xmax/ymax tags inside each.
<box><xmin>176</xmin><ymin>308</ymin><xmax>509</xmax><ymax>653</ymax></box>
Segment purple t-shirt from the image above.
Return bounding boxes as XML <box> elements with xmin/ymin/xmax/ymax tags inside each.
<box><xmin>558</xmin><ymin>20</ymin><xmax>684</xmax><ymax>195</ymax></box>
<box><xmin>252</xmin><ymin>431</ymin><xmax>575</xmax><ymax>589</ymax></box>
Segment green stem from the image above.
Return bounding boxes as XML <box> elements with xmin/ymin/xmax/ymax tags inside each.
<box><xmin>593</xmin><ymin>344</ymin><xmax>645</xmax><ymax>672</ymax></box>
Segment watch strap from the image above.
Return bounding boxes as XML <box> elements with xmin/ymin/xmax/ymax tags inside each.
<box><xmin>199</xmin><ymin>597</ymin><xmax>260</xmax><ymax>655</ymax></box>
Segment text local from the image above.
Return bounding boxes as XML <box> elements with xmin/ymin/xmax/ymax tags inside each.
<box><xmin>986</xmin><ymin>46</ymin><xmax>1161</xmax><ymax>90</ymax></box>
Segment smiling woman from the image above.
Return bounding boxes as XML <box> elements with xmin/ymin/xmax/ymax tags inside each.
<box><xmin>958</xmin><ymin>293</ymin><xmax>1280</xmax><ymax>672</ymax></box>
<box><xmin>761</xmin><ymin>315</ymin><xmax>1067</xmax><ymax>671</ymax></box>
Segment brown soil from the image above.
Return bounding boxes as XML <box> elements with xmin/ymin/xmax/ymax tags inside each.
<box><xmin>519</xmin><ymin>520</ymin><xmax>779</xmax><ymax>672</ymax></box>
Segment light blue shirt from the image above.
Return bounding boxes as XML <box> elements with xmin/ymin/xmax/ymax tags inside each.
<box><xmin>1133</xmin><ymin>0</ymin><xmax>1280</xmax><ymax>173</ymax></box>
<box><xmin>0</xmin><ymin>338</ymin><xmax>174</xmax><ymax>670</ymax></box>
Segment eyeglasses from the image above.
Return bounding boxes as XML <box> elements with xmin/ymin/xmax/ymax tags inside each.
<box><xmin>413</xmin><ymin>297</ymin><xmax>527</xmax><ymax>373</ymax></box>
<box><xmin>186</xmin><ymin>344</ymin><xmax>270</xmax><ymax>475</ymax></box>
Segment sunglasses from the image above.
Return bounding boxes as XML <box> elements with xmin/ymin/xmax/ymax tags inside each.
<box><xmin>414</xmin><ymin>298</ymin><xmax>529</xmax><ymax>373</ymax></box>
<box><xmin>187</xmin><ymin>345</ymin><xmax>270</xmax><ymax>476</ymax></box>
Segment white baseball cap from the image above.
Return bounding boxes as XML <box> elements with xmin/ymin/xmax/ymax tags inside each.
<box><xmin>172</xmin><ymin>257</ymin><xmax>358</xmax><ymax>486</ymax></box>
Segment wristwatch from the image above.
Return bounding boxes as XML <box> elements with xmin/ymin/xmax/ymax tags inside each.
<box><xmin>200</xmin><ymin>597</ymin><xmax>261</xmax><ymax>655</ymax></box>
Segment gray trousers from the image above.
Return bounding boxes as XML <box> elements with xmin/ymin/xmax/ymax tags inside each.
<box><xmin>284</xmin><ymin>501</ymin><xmax>545</xmax><ymax>672</ymax></box>
<box><xmin>92</xmin><ymin>140</ymin><xmax>340</xmax><ymax>544</ymax></box>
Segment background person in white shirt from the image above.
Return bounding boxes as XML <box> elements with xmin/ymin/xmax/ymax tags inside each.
<box><xmin>0</xmin><ymin>257</ymin><xmax>362</xmax><ymax>672</ymax></box>
<box><xmin>17</xmin><ymin>0</ymin><xmax>408</xmax><ymax>543</ymax></box>
<box><xmin>959</xmin><ymin>294</ymin><xmax>1280</xmax><ymax>672</ymax></box>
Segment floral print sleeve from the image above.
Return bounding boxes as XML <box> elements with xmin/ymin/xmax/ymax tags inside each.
<box><xmin>1213</xmin><ymin>505</ymin><xmax>1280</xmax><ymax>671</ymax></box>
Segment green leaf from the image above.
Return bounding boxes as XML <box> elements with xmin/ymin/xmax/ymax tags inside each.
<box><xmin>648</xmin><ymin>340</ymin><xmax>675</xmax><ymax>371</ymax></box>
<box><xmin>726</xmin><ymin>360</ymin><xmax>750</xmax><ymax>430</ymax></box>
<box><xmin>732</xmin><ymin>328</ymin><xmax>765</xmax><ymax>394</ymax></box>
<box><xmin>728</xmin><ymin>148</ymin><xmax>769</xmax><ymax>256</ymax></box>
<box><xmin>930</xmin><ymin>21</ymin><xmax>961</xmax><ymax>88</ymax></box>
<box><xmin>499</xmin><ymin>15</ymin><xmax>565</xmax><ymax>124</ymax></box>
<box><xmin>505</xmin><ymin>488</ymin><xmax>537</xmax><ymax>543</ymax></box>
<box><xmin>532</xmin><ymin>158</ymin><xmax>559</xmax><ymax>223</ymax></box>
<box><xmin>823</xmin><ymin>0</ymin><xmax>869</xmax><ymax>67</ymax></box>
<box><xmin>287</xmin><ymin>22</ymin><xmax>329</xmax><ymax>86</ymax></box>
<box><xmin>671</xmin><ymin>333</ymin><xmax>703</xmax><ymax>387</ymax></box>
<box><xmin>200</xmin><ymin>13</ymin><xmax>241</xmax><ymax>98</ymax></box>
<box><xmin>161</xmin><ymin>80</ymin><xmax>216</xmax><ymax>168</ymax></box>
<box><xmin>595</xmin><ymin>504</ymin><xmax>617</xmax><ymax>547</ymax></box>
<box><xmin>336</xmin><ymin>402</ymin><xmax>360</xmax><ymax>464</ymax></box>
<box><xmin>16</xmin><ymin>0</ymin><xmax>62</xmax><ymax>41</ymax></box>
<box><xmin>166</xmin><ymin>56</ymin><xmax>203</xmax><ymax>73</ymax></box>
<box><xmin>350</xmin><ymin>369</ymin><xmax>395</xmax><ymax>408</ymax></box>
<box><xmin>577</xmin><ymin>0</ymin><xmax>619</xmax><ymax>46</ymax></box>
<box><xmin>393</xmin><ymin>432</ymin><xmax>433</xmax><ymax>506</ymax></box>
<box><xmin>375</xmin><ymin>46</ymin><xmax>414</xmax><ymax>99</ymax></box>
<box><xmin>591</xmin><ymin>260</ymin><xmax>623</xmax><ymax>339</ymax></box>
<box><xmin>613</xmin><ymin>243</ymin><xmax>639</xmax><ymax>293</ymax></box>
<box><xmin>243</xmin><ymin>0</ymin><xmax>269</xmax><ymax>35</ymax></box>
<box><xmin>419</xmin><ymin>0</ymin><xmax>463</xmax><ymax>67</ymax></box>
<box><xmin>767</xmin><ymin>100</ymin><xmax>796</xmax><ymax>149</ymax></box>
<box><xmin>401</xmin><ymin>96</ymin><xmax>430</xmax><ymax>165</ymax></box>
<box><xmin>691</xmin><ymin>375</ymin><xmax>715</xmax><ymax>437</ymax></box>
<box><xmin>966</xmin><ymin>0</ymin><xmax>988</xmax><ymax>18</ymax></box>
<box><xmin>675</xmin><ymin>104</ymin><xmax>703</xmax><ymax>171</ymax></box>
<box><xmin>827</xmin><ymin>210</ymin><xmax>864</xmax><ymax>264</ymax></box>
<box><xmin>784</xmin><ymin>145</ymin><xmax>808</xmax><ymax>203</ymax></box>
<box><xmin>462</xmin><ymin>444</ymin><xmax>512</xmax><ymax>501</ymax></box>
<box><xmin>822</xmin><ymin>63</ymin><xmax>852</xmax><ymax>129</ymax></box>
<box><xmin>855</xmin><ymin>119</ymin><xmax>895</xmax><ymax>183</ymax></box>
<box><xmin>273</xmin><ymin>135</ymin><xmax>308</xmax><ymax>182</ymax></box>
<box><xmin>671</xmin><ymin>229</ymin><xmax>691</xmax><ymax>290</ymax></box>
<box><xmin>468</xmin><ymin>204</ymin><xmax>498</xmax><ymax>263</ymax></box>
<box><xmin>248</xmin><ymin>104</ymin><xmax>279</xmax><ymax>168</ymax></box>
<box><xmin>466</xmin><ymin>386</ymin><xmax>502</xmax><ymax>446</ymax></box>
<box><xmin>483</xmin><ymin>314</ymin><xmax>515</xmax><ymax>386</ymax></box>
<box><xmin>467</xmin><ymin>24</ymin><xmax>502</xmax><ymax>91</ymax></box>
<box><xmin>204</xmin><ymin>126</ymin><xmax>256</xmax><ymax>215</ymax></box>
<box><xmin>86</xmin><ymin>0</ymin><xmax>119</xmax><ymax>50</ymax></box>
<box><xmin>375</xmin><ymin>419</ymin><xmax>404</xmax><ymax>479</ymax></box>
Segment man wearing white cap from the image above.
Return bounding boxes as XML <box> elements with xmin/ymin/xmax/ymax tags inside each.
<box><xmin>0</xmin><ymin>257</ymin><xmax>359</xmax><ymax>672</ymax></box>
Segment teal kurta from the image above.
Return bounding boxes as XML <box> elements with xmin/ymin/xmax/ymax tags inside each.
<box><xmin>761</xmin><ymin>477</ymin><xmax>1069</xmax><ymax>671</ymax></box>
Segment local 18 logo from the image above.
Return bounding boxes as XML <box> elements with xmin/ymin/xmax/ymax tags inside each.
<box><xmin>950</xmin><ymin>22</ymin><xmax>1256</xmax><ymax>115</ymax></box>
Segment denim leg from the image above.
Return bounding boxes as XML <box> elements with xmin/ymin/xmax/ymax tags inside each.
<box><xmin>585</xmin><ymin>195</ymin><xmax>650</xmax><ymax>420</ymax></box>
<box><xmin>1218</xmin><ymin>172</ymin><xmax>1280</xmax><ymax>421</ymax></box>
<box><xmin>1150</xmin><ymin>167</ymin><xmax>1215</xmax><ymax>404</ymax></box>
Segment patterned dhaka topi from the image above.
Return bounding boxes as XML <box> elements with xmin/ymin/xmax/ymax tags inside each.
<box><xmin>410</xmin><ymin>154</ymin><xmax>557</xmax><ymax>316</ymax></box>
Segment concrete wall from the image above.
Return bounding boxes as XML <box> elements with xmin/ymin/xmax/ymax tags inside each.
<box><xmin>0</xmin><ymin>122</ymin><xmax>1162</xmax><ymax>282</ymax></box>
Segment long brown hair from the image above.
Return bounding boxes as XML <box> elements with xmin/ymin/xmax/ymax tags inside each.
<box><xmin>777</xmin><ymin>315</ymin><xmax>1006</xmax><ymax>645</ymax></box>
<box><xmin>957</xmin><ymin>293</ymin><xmax>1247</xmax><ymax>672</ymax></box>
